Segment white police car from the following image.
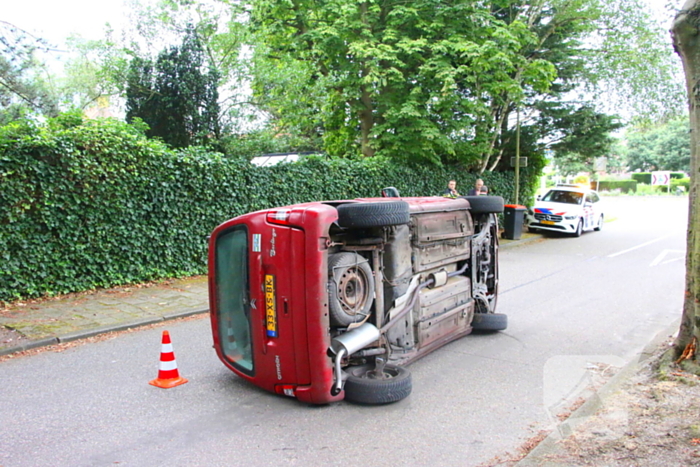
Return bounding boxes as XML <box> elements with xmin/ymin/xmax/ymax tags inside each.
<box><xmin>528</xmin><ymin>185</ymin><xmax>604</xmax><ymax>237</ymax></box>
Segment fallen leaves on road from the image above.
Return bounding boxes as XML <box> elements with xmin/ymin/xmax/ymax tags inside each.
<box><xmin>676</xmin><ymin>336</ymin><xmax>697</xmax><ymax>364</ymax></box>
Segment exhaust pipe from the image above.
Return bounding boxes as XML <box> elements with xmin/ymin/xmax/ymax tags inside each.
<box><xmin>329</xmin><ymin>323</ymin><xmax>380</xmax><ymax>395</ymax></box>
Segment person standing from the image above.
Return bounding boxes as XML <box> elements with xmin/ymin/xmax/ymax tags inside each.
<box><xmin>467</xmin><ymin>179</ymin><xmax>486</xmax><ymax>196</ymax></box>
<box><xmin>442</xmin><ymin>180</ymin><xmax>460</xmax><ymax>198</ymax></box>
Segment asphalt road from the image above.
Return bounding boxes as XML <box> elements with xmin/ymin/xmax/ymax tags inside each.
<box><xmin>0</xmin><ymin>196</ymin><xmax>688</xmax><ymax>467</ymax></box>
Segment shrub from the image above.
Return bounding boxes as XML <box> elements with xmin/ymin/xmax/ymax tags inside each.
<box><xmin>594</xmin><ymin>180</ymin><xmax>637</xmax><ymax>193</ymax></box>
<box><xmin>632</xmin><ymin>172</ymin><xmax>687</xmax><ymax>185</ymax></box>
<box><xmin>631</xmin><ymin>172</ymin><xmax>652</xmax><ymax>184</ymax></box>
<box><xmin>671</xmin><ymin>177</ymin><xmax>690</xmax><ymax>193</ymax></box>
<box><xmin>0</xmin><ymin>116</ymin><xmax>539</xmax><ymax>301</ymax></box>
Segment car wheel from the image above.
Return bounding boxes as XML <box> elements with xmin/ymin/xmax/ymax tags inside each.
<box><xmin>471</xmin><ymin>312</ymin><xmax>508</xmax><ymax>332</ymax></box>
<box><xmin>594</xmin><ymin>215</ymin><xmax>604</xmax><ymax>231</ymax></box>
<box><xmin>573</xmin><ymin>219</ymin><xmax>583</xmax><ymax>237</ymax></box>
<box><xmin>337</xmin><ymin>201</ymin><xmax>410</xmax><ymax>228</ymax></box>
<box><xmin>328</xmin><ymin>253</ymin><xmax>375</xmax><ymax>326</ymax></box>
<box><xmin>343</xmin><ymin>363</ymin><xmax>412</xmax><ymax>404</ymax></box>
<box><xmin>460</xmin><ymin>196</ymin><xmax>505</xmax><ymax>214</ymax></box>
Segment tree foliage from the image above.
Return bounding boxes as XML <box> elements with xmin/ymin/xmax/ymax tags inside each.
<box><xmin>247</xmin><ymin>0</ymin><xmax>677</xmax><ymax>171</ymax></box>
<box><xmin>60</xmin><ymin>32</ymin><xmax>131</xmax><ymax>113</ymax></box>
<box><xmin>251</xmin><ymin>0</ymin><xmax>556</xmax><ymax>166</ymax></box>
<box><xmin>624</xmin><ymin>117</ymin><xmax>690</xmax><ymax>173</ymax></box>
<box><xmin>126</xmin><ymin>26</ymin><xmax>221</xmax><ymax>148</ymax></box>
<box><xmin>537</xmin><ymin>104</ymin><xmax>623</xmax><ymax>175</ymax></box>
<box><xmin>123</xmin><ymin>0</ymin><xmax>250</xmax><ymax>131</ymax></box>
<box><xmin>588</xmin><ymin>0</ymin><xmax>685</xmax><ymax>119</ymax></box>
<box><xmin>0</xmin><ymin>21</ymin><xmax>59</xmax><ymax>124</ymax></box>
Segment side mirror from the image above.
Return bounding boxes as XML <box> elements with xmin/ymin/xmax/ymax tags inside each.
<box><xmin>381</xmin><ymin>187</ymin><xmax>400</xmax><ymax>198</ymax></box>
<box><xmin>536</xmin><ymin>195</ymin><xmax>542</xmax><ymax>201</ymax></box>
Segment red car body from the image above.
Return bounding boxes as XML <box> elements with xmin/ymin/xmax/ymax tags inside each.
<box><xmin>208</xmin><ymin>195</ymin><xmax>504</xmax><ymax>404</ymax></box>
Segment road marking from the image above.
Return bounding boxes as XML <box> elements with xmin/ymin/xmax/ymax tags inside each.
<box><xmin>607</xmin><ymin>235</ymin><xmax>674</xmax><ymax>258</ymax></box>
<box><xmin>650</xmin><ymin>249</ymin><xmax>685</xmax><ymax>267</ymax></box>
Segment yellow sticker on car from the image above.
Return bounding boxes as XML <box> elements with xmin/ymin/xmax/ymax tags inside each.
<box><xmin>264</xmin><ymin>274</ymin><xmax>278</xmax><ymax>337</ymax></box>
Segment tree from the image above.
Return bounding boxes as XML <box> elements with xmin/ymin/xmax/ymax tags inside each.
<box><xmin>125</xmin><ymin>26</ymin><xmax>221</xmax><ymax>148</ymax></box>
<box><xmin>587</xmin><ymin>1</ymin><xmax>686</xmax><ymax>119</ymax></box>
<box><xmin>0</xmin><ymin>21</ymin><xmax>59</xmax><ymax>123</ymax></box>
<box><xmin>671</xmin><ymin>1</ymin><xmax>700</xmax><ymax>368</ymax></box>
<box><xmin>465</xmin><ymin>0</ymin><xmax>681</xmax><ymax>172</ymax></box>
<box><xmin>251</xmin><ymin>0</ymin><xmax>556</xmax><ymax>164</ymax></box>
<box><xmin>624</xmin><ymin>117</ymin><xmax>691</xmax><ymax>173</ymax></box>
<box><xmin>60</xmin><ymin>32</ymin><xmax>131</xmax><ymax>113</ymax></box>
<box><xmin>535</xmin><ymin>104</ymin><xmax>623</xmax><ymax>175</ymax></box>
<box><xmin>249</xmin><ymin>0</ymin><xmax>680</xmax><ymax>172</ymax></box>
<box><xmin>123</xmin><ymin>0</ymin><xmax>249</xmax><ymax>132</ymax></box>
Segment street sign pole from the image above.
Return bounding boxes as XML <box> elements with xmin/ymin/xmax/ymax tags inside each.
<box><xmin>515</xmin><ymin>106</ymin><xmax>520</xmax><ymax>206</ymax></box>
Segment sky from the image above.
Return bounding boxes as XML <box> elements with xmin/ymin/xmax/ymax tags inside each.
<box><xmin>2</xmin><ymin>0</ymin><xmax>682</xmax><ymax>49</ymax></box>
<box><xmin>3</xmin><ymin>0</ymin><xmax>131</xmax><ymax>48</ymax></box>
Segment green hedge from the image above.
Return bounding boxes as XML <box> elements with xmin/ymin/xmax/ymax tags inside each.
<box><xmin>0</xmin><ymin>117</ymin><xmax>539</xmax><ymax>301</ymax></box>
<box><xmin>593</xmin><ymin>180</ymin><xmax>638</xmax><ymax>193</ymax></box>
<box><xmin>631</xmin><ymin>172</ymin><xmax>686</xmax><ymax>184</ymax></box>
<box><xmin>671</xmin><ymin>178</ymin><xmax>691</xmax><ymax>193</ymax></box>
<box><xmin>655</xmin><ymin>178</ymin><xmax>691</xmax><ymax>193</ymax></box>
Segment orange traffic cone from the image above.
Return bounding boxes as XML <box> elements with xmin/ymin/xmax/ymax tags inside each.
<box><xmin>149</xmin><ymin>330</ymin><xmax>188</xmax><ymax>388</ymax></box>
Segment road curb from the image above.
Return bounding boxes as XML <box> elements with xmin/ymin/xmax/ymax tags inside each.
<box><xmin>500</xmin><ymin>233</ymin><xmax>543</xmax><ymax>249</ymax></box>
<box><xmin>0</xmin><ymin>337</ymin><xmax>60</xmax><ymax>357</ymax></box>
<box><xmin>164</xmin><ymin>307</ymin><xmax>209</xmax><ymax>321</ymax></box>
<box><xmin>0</xmin><ymin>308</ymin><xmax>209</xmax><ymax>358</ymax></box>
<box><xmin>57</xmin><ymin>316</ymin><xmax>167</xmax><ymax>344</ymax></box>
<box><xmin>516</xmin><ymin>318</ymin><xmax>682</xmax><ymax>466</ymax></box>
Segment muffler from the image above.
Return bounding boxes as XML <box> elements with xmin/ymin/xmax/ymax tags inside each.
<box><xmin>329</xmin><ymin>323</ymin><xmax>380</xmax><ymax>395</ymax></box>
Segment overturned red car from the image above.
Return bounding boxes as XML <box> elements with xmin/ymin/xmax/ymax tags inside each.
<box><xmin>208</xmin><ymin>191</ymin><xmax>505</xmax><ymax>404</ymax></box>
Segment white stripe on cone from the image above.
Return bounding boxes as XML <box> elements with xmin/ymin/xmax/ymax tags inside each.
<box><xmin>159</xmin><ymin>360</ymin><xmax>178</xmax><ymax>371</ymax></box>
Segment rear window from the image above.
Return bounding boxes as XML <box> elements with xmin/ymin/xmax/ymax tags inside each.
<box><xmin>215</xmin><ymin>226</ymin><xmax>254</xmax><ymax>375</ymax></box>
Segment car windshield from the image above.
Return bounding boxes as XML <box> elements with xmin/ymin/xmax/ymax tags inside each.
<box><xmin>542</xmin><ymin>190</ymin><xmax>583</xmax><ymax>205</ymax></box>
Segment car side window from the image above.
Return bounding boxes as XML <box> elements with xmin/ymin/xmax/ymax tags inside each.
<box><xmin>592</xmin><ymin>193</ymin><xmax>600</xmax><ymax>203</ymax></box>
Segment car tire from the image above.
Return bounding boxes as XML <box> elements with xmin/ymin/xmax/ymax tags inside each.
<box><xmin>460</xmin><ymin>196</ymin><xmax>505</xmax><ymax>214</ymax></box>
<box><xmin>594</xmin><ymin>215</ymin><xmax>604</xmax><ymax>231</ymax></box>
<box><xmin>471</xmin><ymin>312</ymin><xmax>508</xmax><ymax>332</ymax></box>
<box><xmin>343</xmin><ymin>363</ymin><xmax>412</xmax><ymax>404</ymax></box>
<box><xmin>337</xmin><ymin>201</ymin><xmax>410</xmax><ymax>228</ymax></box>
<box><xmin>328</xmin><ymin>253</ymin><xmax>375</xmax><ymax>326</ymax></box>
<box><xmin>573</xmin><ymin>219</ymin><xmax>583</xmax><ymax>237</ymax></box>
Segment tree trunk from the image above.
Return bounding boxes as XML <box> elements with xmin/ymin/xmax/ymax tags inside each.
<box><xmin>358</xmin><ymin>86</ymin><xmax>375</xmax><ymax>158</ymax></box>
<box><xmin>357</xmin><ymin>0</ymin><xmax>375</xmax><ymax>158</ymax></box>
<box><xmin>671</xmin><ymin>1</ymin><xmax>700</xmax><ymax>363</ymax></box>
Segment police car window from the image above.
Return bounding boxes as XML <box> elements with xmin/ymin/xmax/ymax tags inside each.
<box><xmin>544</xmin><ymin>190</ymin><xmax>583</xmax><ymax>204</ymax></box>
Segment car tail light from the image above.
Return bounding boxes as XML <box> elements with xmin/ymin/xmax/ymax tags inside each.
<box><xmin>266</xmin><ymin>210</ymin><xmax>291</xmax><ymax>225</ymax></box>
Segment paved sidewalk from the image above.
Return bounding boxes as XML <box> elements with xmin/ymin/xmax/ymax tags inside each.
<box><xmin>0</xmin><ymin>232</ymin><xmax>541</xmax><ymax>356</ymax></box>
<box><xmin>0</xmin><ymin>276</ymin><xmax>209</xmax><ymax>355</ymax></box>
